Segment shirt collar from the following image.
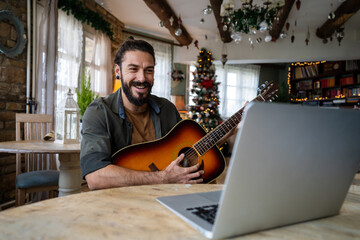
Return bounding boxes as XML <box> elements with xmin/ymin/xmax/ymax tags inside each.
<box><xmin>118</xmin><ymin>89</ymin><xmax>160</xmax><ymax>119</ymax></box>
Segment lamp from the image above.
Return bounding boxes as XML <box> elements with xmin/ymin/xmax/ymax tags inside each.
<box><xmin>55</xmin><ymin>89</ymin><xmax>80</xmax><ymax>144</ymax></box>
<box><xmin>221</xmin><ymin>0</ymin><xmax>280</xmax><ymax>46</ymax></box>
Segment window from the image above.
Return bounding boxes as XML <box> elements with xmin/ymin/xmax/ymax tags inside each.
<box><xmin>215</xmin><ymin>65</ymin><xmax>260</xmax><ymax>118</ymax></box>
<box><xmin>56</xmin><ymin>12</ymin><xmax>112</xmax><ymax>109</ymax></box>
<box><xmin>56</xmin><ymin>10</ymin><xmax>83</xmax><ymax>107</ymax></box>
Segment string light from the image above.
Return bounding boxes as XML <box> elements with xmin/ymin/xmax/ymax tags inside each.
<box><xmin>289</xmin><ymin>61</ymin><xmax>326</xmax><ymax>102</ymax></box>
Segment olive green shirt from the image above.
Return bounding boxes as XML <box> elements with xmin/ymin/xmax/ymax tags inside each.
<box><xmin>80</xmin><ymin>89</ymin><xmax>182</xmax><ymax>179</ymax></box>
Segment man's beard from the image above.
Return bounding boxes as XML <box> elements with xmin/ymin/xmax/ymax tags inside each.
<box><xmin>121</xmin><ymin>73</ymin><xmax>152</xmax><ymax>106</ymax></box>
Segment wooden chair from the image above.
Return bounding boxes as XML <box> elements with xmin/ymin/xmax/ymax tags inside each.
<box><xmin>15</xmin><ymin>113</ymin><xmax>59</xmax><ymax>206</ymax></box>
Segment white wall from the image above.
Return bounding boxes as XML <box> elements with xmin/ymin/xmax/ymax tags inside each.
<box><xmin>174</xmin><ymin>28</ymin><xmax>360</xmax><ymax>64</ymax></box>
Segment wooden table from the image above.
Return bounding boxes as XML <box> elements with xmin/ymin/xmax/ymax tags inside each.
<box><xmin>0</xmin><ymin>140</ymin><xmax>81</xmax><ymax>197</ymax></box>
<box><xmin>0</xmin><ymin>184</ymin><xmax>359</xmax><ymax>239</ymax></box>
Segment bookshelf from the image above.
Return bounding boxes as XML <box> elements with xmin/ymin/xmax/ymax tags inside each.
<box><xmin>289</xmin><ymin>60</ymin><xmax>360</xmax><ymax>107</ymax></box>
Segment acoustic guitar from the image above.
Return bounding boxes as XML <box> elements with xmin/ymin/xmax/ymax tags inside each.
<box><xmin>112</xmin><ymin>81</ymin><xmax>279</xmax><ymax>183</ymax></box>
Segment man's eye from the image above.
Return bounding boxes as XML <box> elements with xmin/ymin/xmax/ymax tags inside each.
<box><xmin>129</xmin><ymin>68</ymin><xmax>137</xmax><ymax>71</ymax></box>
<box><xmin>146</xmin><ymin>69</ymin><xmax>154</xmax><ymax>73</ymax></box>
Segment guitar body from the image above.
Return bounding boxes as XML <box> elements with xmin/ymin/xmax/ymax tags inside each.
<box><xmin>112</xmin><ymin>120</ymin><xmax>226</xmax><ymax>183</ymax></box>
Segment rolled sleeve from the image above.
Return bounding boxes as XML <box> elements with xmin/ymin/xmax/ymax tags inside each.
<box><xmin>80</xmin><ymin>102</ymin><xmax>112</xmax><ymax>179</ymax></box>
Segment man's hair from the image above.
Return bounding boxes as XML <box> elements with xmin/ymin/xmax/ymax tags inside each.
<box><xmin>113</xmin><ymin>36</ymin><xmax>156</xmax><ymax>67</ymax></box>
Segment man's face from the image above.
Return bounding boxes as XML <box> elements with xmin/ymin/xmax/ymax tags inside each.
<box><xmin>119</xmin><ymin>50</ymin><xmax>155</xmax><ymax>106</ymax></box>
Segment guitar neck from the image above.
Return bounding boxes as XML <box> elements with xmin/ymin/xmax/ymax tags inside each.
<box><xmin>193</xmin><ymin>94</ymin><xmax>266</xmax><ymax>156</ymax></box>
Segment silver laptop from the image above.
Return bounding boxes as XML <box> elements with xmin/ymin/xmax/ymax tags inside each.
<box><xmin>157</xmin><ymin>102</ymin><xmax>360</xmax><ymax>239</ymax></box>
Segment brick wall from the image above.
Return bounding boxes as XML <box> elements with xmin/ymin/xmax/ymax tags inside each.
<box><xmin>0</xmin><ymin>0</ymin><xmax>28</xmax><ymax>207</ymax></box>
<box><xmin>0</xmin><ymin>0</ymin><xmax>124</xmax><ymax>207</ymax></box>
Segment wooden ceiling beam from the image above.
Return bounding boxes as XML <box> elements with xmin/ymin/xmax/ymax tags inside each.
<box><xmin>143</xmin><ymin>0</ymin><xmax>193</xmax><ymax>46</ymax></box>
<box><xmin>316</xmin><ymin>0</ymin><xmax>360</xmax><ymax>40</ymax></box>
<box><xmin>269</xmin><ymin>0</ymin><xmax>295</xmax><ymax>41</ymax></box>
<box><xmin>209</xmin><ymin>0</ymin><xmax>232</xmax><ymax>43</ymax></box>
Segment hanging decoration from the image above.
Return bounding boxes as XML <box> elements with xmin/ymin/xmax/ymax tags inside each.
<box><xmin>296</xmin><ymin>0</ymin><xmax>301</xmax><ymax>10</ymax></box>
<box><xmin>305</xmin><ymin>26</ymin><xmax>310</xmax><ymax>45</ymax></box>
<box><xmin>203</xmin><ymin>5</ymin><xmax>213</xmax><ymax>15</ymax></box>
<box><xmin>221</xmin><ymin>43</ymin><xmax>228</xmax><ymax>67</ymax></box>
<box><xmin>291</xmin><ymin>30</ymin><xmax>295</xmax><ymax>43</ymax></box>
<box><xmin>328</xmin><ymin>3</ymin><xmax>335</xmax><ymax>20</ymax></box>
<box><xmin>220</xmin><ymin>0</ymin><xmax>279</xmax><ymax>48</ymax></box>
<box><xmin>335</xmin><ymin>27</ymin><xmax>345</xmax><ymax>46</ymax></box>
<box><xmin>169</xmin><ymin>16</ymin><xmax>174</xmax><ymax>26</ymax></box>
<box><xmin>188</xmin><ymin>48</ymin><xmax>222</xmax><ymax>133</ymax></box>
<box><xmin>171</xmin><ymin>70</ymin><xmax>185</xmax><ymax>82</ymax></box>
<box><xmin>194</xmin><ymin>40</ymin><xmax>199</xmax><ymax>49</ymax></box>
<box><xmin>174</xmin><ymin>15</ymin><xmax>182</xmax><ymax>36</ymax></box>
<box><xmin>58</xmin><ymin>0</ymin><xmax>113</xmax><ymax>40</ymax></box>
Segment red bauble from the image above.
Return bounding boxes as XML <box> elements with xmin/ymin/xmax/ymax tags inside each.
<box><xmin>201</xmin><ymin>79</ymin><xmax>214</xmax><ymax>88</ymax></box>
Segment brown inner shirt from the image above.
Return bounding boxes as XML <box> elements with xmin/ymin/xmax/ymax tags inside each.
<box><xmin>124</xmin><ymin>107</ymin><xmax>156</xmax><ymax>145</ymax></box>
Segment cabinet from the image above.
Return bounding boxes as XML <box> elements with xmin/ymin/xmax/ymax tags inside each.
<box><xmin>289</xmin><ymin>60</ymin><xmax>360</xmax><ymax>106</ymax></box>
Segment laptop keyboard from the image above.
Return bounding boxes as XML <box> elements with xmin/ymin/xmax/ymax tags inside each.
<box><xmin>186</xmin><ymin>204</ymin><xmax>218</xmax><ymax>224</ymax></box>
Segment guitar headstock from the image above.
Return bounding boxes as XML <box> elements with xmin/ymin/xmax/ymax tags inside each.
<box><xmin>258</xmin><ymin>81</ymin><xmax>280</xmax><ymax>102</ymax></box>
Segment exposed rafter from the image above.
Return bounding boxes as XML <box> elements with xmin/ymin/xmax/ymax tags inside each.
<box><xmin>269</xmin><ymin>0</ymin><xmax>295</xmax><ymax>41</ymax></box>
<box><xmin>143</xmin><ymin>0</ymin><xmax>193</xmax><ymax>46</ymax></box>
<box><xmin>209</xmin><ymin>0</ymin><xmax>232</xmax><ymax>43</ymax></box>
<box><xmin>316</xmin><ymin>0</ymin><xmax>360</xmax><ymax>40</ymax></box>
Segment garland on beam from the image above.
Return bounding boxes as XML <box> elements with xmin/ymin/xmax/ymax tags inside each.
<box><xmin>58</xmin><ymin>0</ymin><xmax>113</xmax><ymax>40</ymax></box>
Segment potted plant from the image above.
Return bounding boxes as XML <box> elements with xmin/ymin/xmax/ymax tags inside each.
<box><xmin>76</xmin><ymin>70</ymin><xmax>98</xmax><ymax>120</ymax></box>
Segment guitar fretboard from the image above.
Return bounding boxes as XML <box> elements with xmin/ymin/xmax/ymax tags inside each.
<box><xmin>193</xmin><ymin>94</ymin><xmax>266</xmax><ymax>156</ymax></box>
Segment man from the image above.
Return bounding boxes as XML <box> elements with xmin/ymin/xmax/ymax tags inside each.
<box><xmin>81</xmin><ymin>37</ymin><xmax>204</xmax><ymax>190</ymax></box>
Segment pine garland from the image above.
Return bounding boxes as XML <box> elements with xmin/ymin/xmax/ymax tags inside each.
<box><xmin>228</xmin><ymin>5</ymin><xmax>276</xmax><ymax>34</ymax></box>
<box><xmin>58</xmin><ymin>0</ymin><xmax>113</xmax><ymax>40</ymax></box>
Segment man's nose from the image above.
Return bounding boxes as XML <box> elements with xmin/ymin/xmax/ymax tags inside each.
<box><xmin>136</xmin><ymin>70</ymin><xmax>146</xmax><ymax>82</ymax></box>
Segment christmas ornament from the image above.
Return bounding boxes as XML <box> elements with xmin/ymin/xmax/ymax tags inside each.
<box><xmin>296</xmin><ymin>0</ymin><xmax>301</xmax><ymax>10</ymax></box>
<box><xmin>200</xmin><ymin>18</ymin><xmax>204</xmax><ymax>24</ymax></box>
<box><xmin>305</xmin><ymin>26</ymin><xmax>310</xmax><ymax>46</ymax></box>
<box><xmin>336</xmin><ymin>27</ymin><xmax>344</xmax><ymax>46</ymax></box>
<box><xmin>169</xmin><ymin>16</ymin><xmax>174</xmax><ymax>26</ymax></box>
<box><xmin>328</xmin><ymin>12</ymin><xmax>335</xmax><ymax>20</ymax></box>
<box><xmin>203</xmin><ymin>5</ymin><xmax>212</xmax><ymax>15</ymax></box>
<box><xmin>194</xmin><ymin>40</ymin><xmax>199</xmax><ymax>49</ymax></box>
<box><xmin>291</xmin><ymin>30</ymin><xmax>295</xmax><ymax>43</ymax></box>
<box><xmin>264</xmin><ymin>35</ymin><xmax>272</xmax><ymax>42</ymax></box>
<box><xmin>159</xmin><ymin>21</ymin><xmax>164</xmax><ymax>27</ymax></box>
<box><xmin>280</xmin><ymin>31</ymin><xmax>287</xmax><ymax>39</ymax></box>
<box><xmin>286</xmin><ymin>22</ymin><xmax>290</xmax><ymax>31</ymax></box>
<box><xmin>175</xmin><ymin>28</ymin><xmax>182</xmax><ymax>36</ymax></box>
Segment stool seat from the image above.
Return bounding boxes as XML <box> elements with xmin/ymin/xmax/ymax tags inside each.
<box><xmin>16</xmin><ymin>170</ymin><xmax>59</xmax><ymax>189</ymax></box>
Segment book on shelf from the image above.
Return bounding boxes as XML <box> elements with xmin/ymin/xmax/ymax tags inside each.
<box><xmin>319</xmin><ymin>77</ymin><xmax>336</xmax><ymax>88</ymax></box>
<box><xmin>293</xmin><ymin>65</ymin><xmax>319</xmax><ymax>79</ymax></box>
<box><xmin>345</xmin><ymin>60</ymin><xmax>360</xmax><ymax>71</ymax></box>
<box><xmin>340</xmin><ymin>76</ymin><xmax>354</xmax><ymax>86</ymax></box>
<box><xmin>296</xmin><ymin>80</ymin><xmax>312</xmax><ymax>90</ymax></box>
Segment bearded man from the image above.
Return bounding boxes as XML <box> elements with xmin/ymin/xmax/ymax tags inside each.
<box><xmin>80</xmin><ymin>37</ymin><xmax>204</xmax><ymax>190</ymax></box>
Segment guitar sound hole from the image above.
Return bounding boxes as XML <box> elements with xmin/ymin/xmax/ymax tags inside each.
<box><xmin>178</xmin><ymin>147</ymin><xmax>198</xmax><ymax>167</ymax></box>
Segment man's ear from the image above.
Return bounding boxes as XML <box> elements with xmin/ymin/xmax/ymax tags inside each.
<box><xmin>114</xmin><ymin>64</ymin><xmax>121</xmax><ymax>78</ymax></box>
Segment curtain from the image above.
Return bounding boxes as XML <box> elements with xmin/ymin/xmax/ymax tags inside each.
<box><xmin>124</xmin><ymin>34</ymin><xmax>173</xmax><ymax>100</ymax></box>
<box><xmin>55</xmin><ymin>10</ymin><xmax>83</xmax><ymax>106</ymax></box>
<box><xmin>216</xmin><ymin>64</ymin><xmax>260</xmax><ymax>118</ymax></box>
<box><xmin>35</xmin><ymin>0</ymin><xmax>58</xmax><ymax>115</ymax></box>
<box><xmin>90</xmin><ymin>32</ymin><xmax>112</xmax><ymax>97</ymax></box>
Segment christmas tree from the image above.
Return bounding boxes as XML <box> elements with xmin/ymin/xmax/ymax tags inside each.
<box><xmin>189</xmin><ymin>48</ymin><xmax>222</xmax><ymax>132</ymax></box>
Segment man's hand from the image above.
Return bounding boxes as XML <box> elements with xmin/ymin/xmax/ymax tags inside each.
<box><xmin>160</xmin><ymin>154</ymin><xmax>204</xmax><ymax>184</ymax></box>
